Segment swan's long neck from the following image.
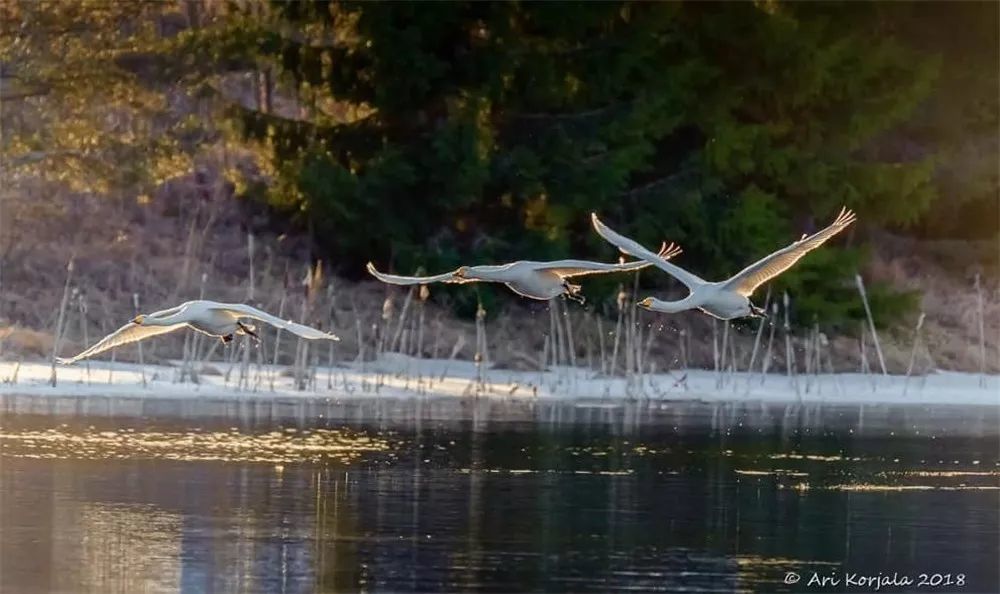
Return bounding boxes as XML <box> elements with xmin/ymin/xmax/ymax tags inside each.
<box><xmin>466</xmin><ymin>265</ymin><xmax>514</xmax><ymax>282</ymax></box>
<box><xmin>651</xmin><ymin>299</ymin><xmax>692</xmax><ymax>313</ymax></box>
<box><xmin>648</xmin><ymin>294</ymin><xmax>699</xmax><ymax>313</ymax></box>
<box><xmin>141</xmin><ymin>317</ymin><xmax>174</xmax><ymax>327</ymax></box>
<box><xmin>141</xmin><ymin>312</ymin><xmax>186</xmax><ymax>327</ymax></box>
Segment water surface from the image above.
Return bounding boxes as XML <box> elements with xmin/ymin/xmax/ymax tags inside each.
<box><xmin>1</xmin><ymin>395</ymin><xmax>997</xmax><ymax>593</ymax></box>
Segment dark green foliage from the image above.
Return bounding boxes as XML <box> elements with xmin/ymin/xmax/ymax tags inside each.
<box><xmin>188</xmin><ymin>0</ymin><xmax>947</xmax><ymax>325</ymax></box>
<box><xmin>24</xmin><ymin>0</ymin><xmax>974</xmax><ymax>327</ymax></box>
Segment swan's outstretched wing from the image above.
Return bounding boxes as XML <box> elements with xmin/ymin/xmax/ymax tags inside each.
<box><xmin>590</xmin><ymin>213</ymin><xmax>704</xmax><ymax>289</ymax></box>
<box><xmin>220</xmin><ymin>303</ymin><xmax>339</xmax><ymax>340</ymax></box>
<box><xmin>366</xmin><ymin>262</ymin><xmax>473</xmax><ymax>286</ymax></box>
<box><xmin>536</xmin><ymin>244</ymin><xmax>683</xmax><ymax>278</ymax></box>
<box><xmin>57</xmin><ymin>322</ymin><xmax>186</xmax><ymax>364</ymax></box>
<box><xmin>723</xmin><ymin>207</ymin><xmax>856</xmax><ymax>297</ymax></box>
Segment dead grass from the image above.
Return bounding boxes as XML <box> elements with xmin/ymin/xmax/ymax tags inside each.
<box><xmin>1</xmin><ymin>176</ymin><xmax>996</xmax><ymax>375</ymax></box>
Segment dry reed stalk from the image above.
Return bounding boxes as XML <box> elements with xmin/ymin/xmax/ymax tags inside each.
<box><xmin>782</xmin><ymin>292</ymin><xmax>799</xmax><ymax>399</ymax></box>
<box><xmin>975</xmin><ymin>274</ymin><xmax>986</xmax><ymax>387</ymax></box>
<box><xmin>354</xmin><ymin>318</ymin><xmax>365</xmax><ymax>363</ymax></box>
<box><xmin>760</xmin><ymin>302</ymin><xmax>778</xmax><ymax>382</ymax></box>
<box><xmin>49</xmin><ymin>256</ymin><xmax>74</xmax><ymax>387</ymax></box>
<box><xmin>858</xmin><ymin>322</ymin><xmax>876</xmax><ymax>392</ymax></box>
<box><xmin>854</xmin><ymin>274</ymin><xmax>887</xmax><ymax>375</ymax></box>
<box><xmin>101</xmin><ymin>318</ymin><xmax>115</xmax><ymax>385</ymax></box>
<box><xmin>269</xmin><ymin>293</ymin><xmax>286</xmax><ymax>391</ymax></box>
<box><xmin>903</xmin><ymin>312</ymin><xmax>927</xmax><ymax>396</ymax></box>
<box><xmin>247</xmin><ymin>232</ymin><xmax>255</xmax><ymax>301</ymax></box>
<box><xmin>548</xmin><ymin>304</ymin><xmax>560</xmax><ymax>367</ymax></box>
<box><xmin>679</xmin><ymin>328</ymin><xmax>688</xmax><ymax>370</ymax></box>
<box><xmin>76</xmin><ymin>290</ymin><xmax>90</xmax><ymax>383</ymax></box>
<box><xmin>417</xmin><ymin>285</ymin><xmax>429</xmax><ymax>358</ymax></box>
<box><xmin>190</xmin><ymin>271</ymin><xmax>209</xmax><ymax>384</ymax></box>
<box><xmin>712</xmin><ymin>319</ymin><xmax>720</xmax><ymax>380</ymax></box>
<box><xmin>716</xmin><ymin>321</ymin><xmax>730</xmax><ymax>389</ymax></box>
<box><xmin>596</xmin><ymin>313</ymin><xmax>607</xmax><ymax>375</ymax></box>
<box><xmin>563</xmin><ymin>302</ymin><xmax>577</xmax><ymax>368</ymax></box>
<box><xmin>391</xmin><ymin>285</ymin><xmax>416</xmax><ymax>353</ymax></box>
<box><xmin>379</xmin><ymin>294</ymin><xmax>394</xmax><ymax>357</ymax></box>
<box><xmin>611</xmin><ymin>285</ymin><xmax>626</xmax><ymax>376</ymax></box>
<box><xmin>642</xmin><ymin>318</ymin><xmax>657</xmax><ymax>376</ymax></box>
<box><xmin>585</xmin><ymin>317</ymin><xmax>594</xmax><ymax>371</ymax></box>
<box><xmin>9</xmin><ymin>359</ymin><xmax>21</xmax><ymax>384</ymax></box>
<box><xmin>132</xmin><ymin>293</ymin><xmax>147</xmax><ymax>388</ymax></box>
<box><xmin>475</xmin><ymin>301</ymin><xmax>488</xmax><ymax>365</ymax></box>
<box><xmin>746</xmin><ymin>289</ymin><xmax>771</xmax><ymax>387</ymax></box>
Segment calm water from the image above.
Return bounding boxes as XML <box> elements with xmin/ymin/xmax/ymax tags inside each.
<box><xmin>0</xmin><ymin>395</ymin><xmax>997</xmax><ymax>593</ymax></box>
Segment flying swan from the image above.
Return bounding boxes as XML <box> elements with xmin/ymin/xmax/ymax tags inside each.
<box><xmin>366</xmin><ymin>245</ymin><xmax>682</xmax><ymax>304</ymax></box>
<box><xmin>57</xmin><ymin>300</ymin><xmax>338</xmax><ymax>364</ymax></box>
<box><xmin>591</xmin><ymin>207</ymin><xmax>856</xmax><ymax>320</ymax></box>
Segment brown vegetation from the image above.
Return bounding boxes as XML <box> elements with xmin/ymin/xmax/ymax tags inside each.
<box><xmin>1</xmin><ymin>179</ymin><xmax>997</xmax><ymax>376</ymax></box>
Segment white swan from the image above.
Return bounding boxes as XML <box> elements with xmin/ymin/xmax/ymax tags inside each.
<box><xmin>367</xmin><ymin>244</ymin><xmax>681</xmax><ymax>304</ymax></box>
<box><xmin>57</xmin><ymin>300</ymin><xmax>338</xmax><ymax>364</ymax></box>
<box><xmin>591</xmin><ymin>207</ymin><xmax>857</xmax><ymax>320</ymax></box>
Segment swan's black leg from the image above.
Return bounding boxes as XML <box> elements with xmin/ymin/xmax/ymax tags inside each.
<box><xmin>220</xmin><ymin>334</ymin><xmax>234</xmax><ymax>344</ymax></box>
<box><xmin>237</xmin><ymin>321</ymin><xmax>261</xmax><ymax>343</ymax></box>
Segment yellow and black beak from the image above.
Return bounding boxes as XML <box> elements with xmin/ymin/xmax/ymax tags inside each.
<box><xmin>637</xmin><ymin>298</ymin><xmax>654</xmax><ymax>308</ymax></box>
<box><xmin>132</xmin><ymin>315</ymin><xmax>144</xmax><ymax>325</ymax></box>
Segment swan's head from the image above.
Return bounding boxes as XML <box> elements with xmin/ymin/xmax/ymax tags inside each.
<box><xmin>132</xmin><ymin>315</ymin><xmax>145</xmax><ymax>325</ymax></box>
<box><xmin>454</xmin><ymin>266</ymin><xmax>471</xmax><ymax>279</ymax></box>
<box><xmin>638</xmin><ymin>297</ymin><xmax>655</xmax><ymax>310</ymax></box>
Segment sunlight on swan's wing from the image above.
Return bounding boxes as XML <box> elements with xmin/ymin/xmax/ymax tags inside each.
<box><xmin>221</xmin><ymin>303</ymin><xmax>339</xmax><ymax>340</ymax></box>
<box><xmin>723</xmin><ymin>207</ymin><xmax>857</xmax><ymax>297</ymax></box>
<box><xmin>537</xmin><ymin>245</ymin><xmax>682</xmax><ymax>277</ymax></box>
<box><xmin>145</xmin><ymin>303</ymin><xmax>189</xmax><ymax>320</ymax></box>
<box><xmin>590</xmin><ymin>213</ymin><xmax>704</xmax><ymax>288</ymax></box>
<box><xmin>57</xmin><ymin>322</ymin><xmax>185</xmax><ymax>364</ymax></box>
<box><xmin>366</xmin><ymin>262</ymin><xmax>471</xmax><ymax>285</ymax></box>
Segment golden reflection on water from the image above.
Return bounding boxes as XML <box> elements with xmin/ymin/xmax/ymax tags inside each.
<box><xmin>778</xmin><ymin>482</ymin><xmax>1000</xmax><ymax>492</ymax></box>
<box><xmin>73</xmin><ymin>504</ymin><xmax>182</xmax><ymax>594</ymax></box>
<box><xmin>0</xmin><ymin>426</ymin><xmax>392</xmax><ymax>464</ymax></box>
<box><xmin>735</xmin><ymin>456</ymin><xmax>1000</xmax><ymax>493</ymax></box>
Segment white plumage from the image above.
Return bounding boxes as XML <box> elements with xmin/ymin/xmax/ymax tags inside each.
<box><xmin>591</xmin><ymin>207</ymin><xmax>856</xmax><ymax>319</ymax></box>
<box><xmin>367</xmin><ymin>245</ymin><xmax>681</xmax><ymax>304</ymax></box>
<box><xmin>57</xmin><ymin>300</ymin><xmax>338</xmax><ymax>364</ymax></box>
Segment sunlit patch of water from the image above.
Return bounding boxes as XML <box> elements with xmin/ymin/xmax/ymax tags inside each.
<box><xmin>0</xmin><ymin>426</ymin><xmax>393</xmax><ymax>463</ymax></box>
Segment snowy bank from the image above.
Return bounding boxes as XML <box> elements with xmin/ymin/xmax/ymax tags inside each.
<box><xmin>0</xmin><ymin>354</ymin><xmax>996</xmax><ymax>407</ymax></box>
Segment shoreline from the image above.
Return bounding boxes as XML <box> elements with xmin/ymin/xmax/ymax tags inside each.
<box><xmin>1</xmin><ymin>354</ymin><xmax>996</xmax><ymax>408</ymax></box>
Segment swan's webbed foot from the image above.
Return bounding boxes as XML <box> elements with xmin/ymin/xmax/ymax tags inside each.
<box><xmin>563</xmin><ymin>283</ymin><xmax>586</xmax><ymax>305</ymax></box>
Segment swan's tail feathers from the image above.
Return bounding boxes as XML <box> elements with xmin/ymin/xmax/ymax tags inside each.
<box><xmin>657</xmin><ymin>242</ymin><xmax>683</xmax><ymax>260</ymax></box>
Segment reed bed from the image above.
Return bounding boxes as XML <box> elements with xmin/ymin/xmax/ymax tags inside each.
<box><xmin>2</xmin><ymin>186</ymin><xmax>997</xmax><ymax>398</ymax></box>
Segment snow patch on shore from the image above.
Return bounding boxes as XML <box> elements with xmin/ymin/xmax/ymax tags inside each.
<box><xmin>0</xmin><ymin>354</ymin><xmax>997</xmax><ymax>407</ymax></box>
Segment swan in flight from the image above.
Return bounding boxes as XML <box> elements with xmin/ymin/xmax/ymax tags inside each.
<box><xmin>57</xmin><ymin>300</ymin><xmax>338</xmax><ymax>364</ymax></box>
<box><xmin>367</xmin><ymin>244</ymin><xmax>681</xmax><ymax>304</ymax></box>
<box><xmin>591</xmin><ymin>207</ymin><xmax>856</xmax><ymax>320</ymax></box>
